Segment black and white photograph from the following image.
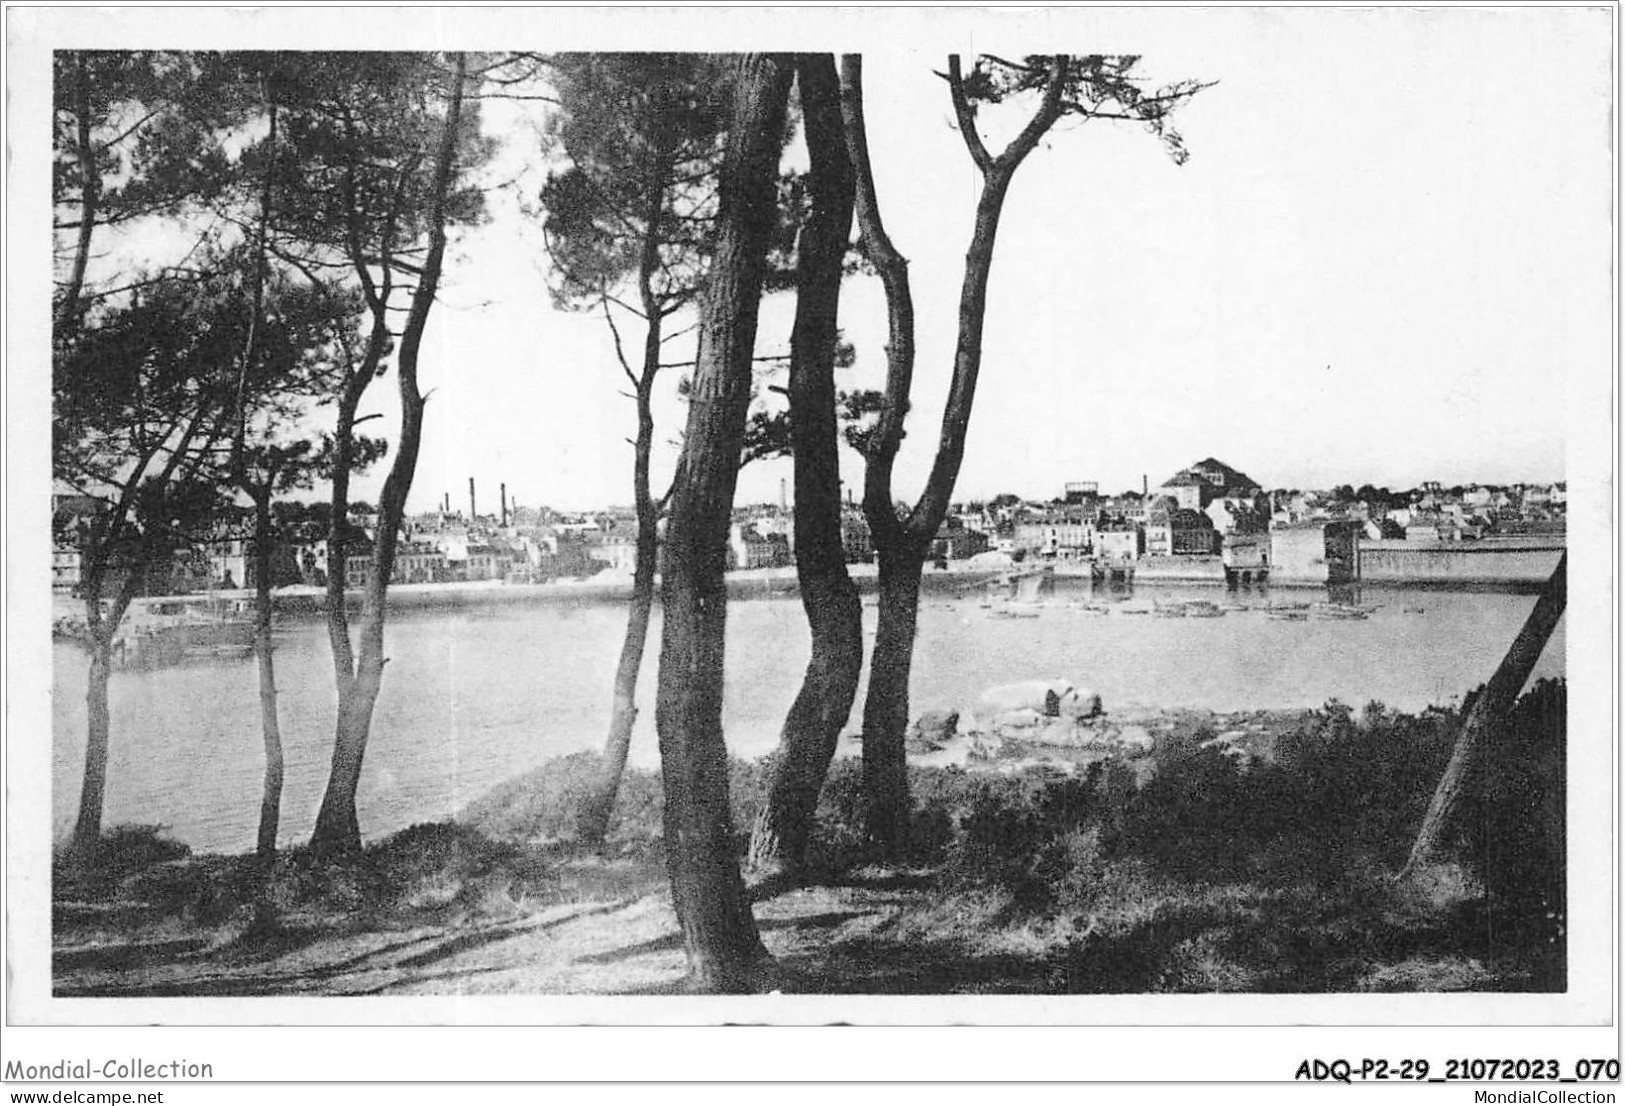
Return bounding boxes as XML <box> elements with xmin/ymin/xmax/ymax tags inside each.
<box><xmin>3</xmin><ymin>1</ymin><xmax>1618</xmax><ymax>1086</ymax></box>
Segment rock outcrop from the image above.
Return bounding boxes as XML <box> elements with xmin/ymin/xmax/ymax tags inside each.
<box><xmin>975</xmin><ymin>679</ymin><xmax>1103</xmax><ymax>723</ymax></box>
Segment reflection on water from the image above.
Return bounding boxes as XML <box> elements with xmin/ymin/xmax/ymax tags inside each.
<box><xmin>51</xmin><ymin>581</ymin><xmax>1565</xmax><ymax>854</ymax></box>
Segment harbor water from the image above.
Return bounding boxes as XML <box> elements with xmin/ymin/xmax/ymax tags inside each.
<box><xmin>50</xmin><ymin>581</ymin><xmax>1566</xmax><ymax>854</ymax></box>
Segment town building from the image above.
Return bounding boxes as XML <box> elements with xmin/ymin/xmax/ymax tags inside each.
<box><xmin>394</xmin><ymin>540</ymin><xmax>448</xmax><ymax>584</ymax></box>
<box><xmin>1145</xmin><ymin>499</ymin><xmax>1218</xmax><ymax>556</ymax></box>
<box><xmin>1063</xmin><ymin>480</ymin><xmax>1100</xmax><ymax>505</ymax></box>
<box><xmin>1220</xmin><ymin>532</ymin><xmax>1270</xmax><ymax>575</ymax></box>
<box><xmin>52</xmin><ymin>547</ymin><xmax>82</xmax><ymax>592</ymax></box>
<box><xmin>1013</xmin><ymin>505</ymin><xmax>1095</xmax><ymax>559</ymax></box>
<box><xmin>931</xmin><ymin>517</ymin><xmax>990</xmax><ymax>562</ymax></box>
<box><xmin>1204</xmin><ymin>494</ymin><xmax>1270</xmax><ymax>536</ymax></box>
<box><xmin>1095</xmin><ymin>519</ymin><xmax>1142</xmax><ymax>561</ymax></box>
<box><xmin>840</xmin><ymin>509</ymin><xmax>874</xmax><ymax>563</ymax></box>
<box><xmin>1270</xmin><ymin>520</ymin><xmax>1363</xmax><ymax>584</ymax></box>
<box><xmin>1159</xmin><ymin>458</ymin><xmax>1263</xmax><ymax>511</ymax></box>
<box><xmin>729</xmin><ymin>523</ymin><xmax>790</xmax><ymax>570</ymax></box>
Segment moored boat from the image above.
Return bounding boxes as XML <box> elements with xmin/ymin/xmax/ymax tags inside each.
<box><xmin>114</xmin><ymin>596</ymin><xmax>256</xmax><ymax>668</ymax></box>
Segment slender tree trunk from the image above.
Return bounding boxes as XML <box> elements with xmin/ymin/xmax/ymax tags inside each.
<box><xmin>748</xmin><ymin>55</ymin><xmax>862</xmax><ymax>878</ymax></box>
<box><xmin>1403</xmin><ymin>552</ymin><xmax>1567</xmax><ymax>875</ymax></box>
<box><xmin>577</xmin><ymin>151</ymin><xmax>672</xmax><ymax>846</ymax></box>
<box><xmin>859</xmin><ymin>543</ymin><xmax>924</xmax><ymax>855</ymax></box>
<box><xmin>311</xmin><ymin>54</ymin><xmax>467</xmax><ymax>858</ymax></box>
<box><xmin>578</xmin><ymin>466</ymin><xmax>657</xmax><ymax>844</ymax></box>
<box><xmin>67</xmin><ymin>401</ymin><xmax>208</xmax><ymax>857</ymax></box>
<box><xmin>324</xmin><ymin>382</ymin><xmax>363</xmax><ymax>696</ymax></box>
<box><xmin>57</xmin><ymin>52</ymin><xmax>99</xmax><ymax>335</ymax></box>
<box><xmin>72</xmin><ymin>631</ymin><xmax>115</xmax><ymax>852</ymax></box>
<box><xmin>251</xmin><ymin>490</ymin><xmax>284</xmax><ymax>860</ymax></box>
<box><xmin>837</xmin><ymin>55</ymin><xmax>1070</xmax><ymax>857</ymax></box>
<box><xmin>655</xmin><ymin>52</ymin><xmax>791</xmax><ymax>992</ymax></box>
<box><xmin>71</xmin><ymin>569</ymin><xmax>141</xmax><ymax>856</ymax></box>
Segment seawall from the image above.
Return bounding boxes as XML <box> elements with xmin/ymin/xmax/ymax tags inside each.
<box><xmin>1360</xmin><ymin>540</ymin><xmax>1563</xmax><ymax>588</ymax></box>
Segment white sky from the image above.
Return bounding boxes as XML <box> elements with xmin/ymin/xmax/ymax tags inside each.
<box><xmin>27</xmin><ymin>7</ymin><xmax>1616</xmax><ymax>514</ymax></box>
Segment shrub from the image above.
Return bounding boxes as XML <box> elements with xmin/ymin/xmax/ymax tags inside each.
<box><xmin>806</xmin><ymin>757</ymin><xmax>871</xmax><ymax>868</ymax></box>
<box><xmin>56</xmin><ymin>824</ymin><xmax>191</xmax><ymax>875</ymax></box>
<box><xmin>1458</xmin><ymin>678</ymin><xmax>1566</xmax><ymax>978</ymax></box>
<box><xmin>457</xmin><ymin>751</ymin><xmax>663</xmax><ymax>844</ymax></box>
<box><xmin>727</xmin><ymin>756</ymin><xmax>774</xmax><ymax>839</ymax></box>
<box><xmin>1115</xmin><ymin>745</ymin><xmax>1258</xmax><ymax>881</ymax></box>
<box><xmin>54</xmin><ymin>824</ymin><xmax>195</xmax><ymax>904</ymax></box>
<box><xmin>365</xmin><ymin>821</ymin><xmax>553</xmax><ymax>916</ymax></box>
<box><xmin>1029</xmin><ymin>827</ymin><xmax>1109</xmax><ymax>913</ymax></box>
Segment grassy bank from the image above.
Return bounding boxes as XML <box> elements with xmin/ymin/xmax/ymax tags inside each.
<box><xmin>53</xmin><ymin>680</ymin><xmax>1564</xmax><ymax>996</ymax></box>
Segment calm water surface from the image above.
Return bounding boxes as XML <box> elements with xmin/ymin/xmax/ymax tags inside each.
<box><xmin>52</xmin><ymin>582</ymin><xmax>1565</xmax><ymax>853</ymax></box>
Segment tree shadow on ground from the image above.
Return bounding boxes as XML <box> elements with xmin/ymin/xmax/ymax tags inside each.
<box><xmin>770</xmin><ymin>935</ymin><xmax>1063</xmax><ymax>994</ymax></box>
<box><xmin>580</xmin><ymin>911</ymin><xmax>864</xmax><ymax>969</ymax></box>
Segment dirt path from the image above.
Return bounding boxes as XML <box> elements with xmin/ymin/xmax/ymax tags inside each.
<box><xmin>54</xmin><ymin>871</ymin><xmax>1054</xmax><ymax>997</ymax></box>
<box><xmin>52</xmin><ymin>879</ymin><xmax>906</xmax><ymax>997</ymax></box>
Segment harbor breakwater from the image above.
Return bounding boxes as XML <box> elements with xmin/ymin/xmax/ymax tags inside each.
<box><xmin>1358</xmin><ymin>539</ymin><xmax>1563</xmax><ymax>588</ymax></box>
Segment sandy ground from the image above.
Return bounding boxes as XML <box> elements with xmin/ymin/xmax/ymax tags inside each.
<box><xmin>54</xmin><ymin>871</ymin><xmax>980</xmax><ymax>997</ymax></box>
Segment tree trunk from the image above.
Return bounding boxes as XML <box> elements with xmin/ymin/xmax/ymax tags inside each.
<box><xmin>310</xmin><ymin>54</ymin><xmax>467</xmax><ymax>858</ymax></box>
<box><xmin>1404</xmin><ymin>552</ymin><xmax>1567</xmax><ymax>875</ymax></box>
<box><xmin>577</xmin><ymin>145</ymin><xmax>674</xmax><ymax>847</ymax></box>
<box><xmin>748</xmin><ymin>54</ymin><xmax>862</xmax><ymax>878</ymax></box>
<box><xmin>311</xmin><ymin>626</ymin><xmax>386</xmax><ymax>855</ymax></box>
<box><xmin>251</xmin><ymin>490</ymin><xmax>284</xmax><ymax>860</ymax></box>
<box><xmin>71</xmin><ymin>568</ymin><xmax>142</xmax><ymax>856</ymax></box>
<box><xmin>577</xmin><ymin>498</ymin><xmax>657</xmax><ymax>844</ymax></box>
<box><xmin>655</xmin><ymin>52</ymin><xmax>791</xmax><ymax>992</ymax></box>
<box><xmin>851</xmin><ymin>178</ymin><xmax>1016</xmax><ymax>858</ymax></box>
<box><xmin>859</xmin><ymin>543</ymin><xmax>924</xmax><ymax>856</ymax></box>
<box><xmin>835</xmin><ymin>55</ymin><xmax>1070</xmax><ymax>858</ymax></box>
<box><xmin>57</xmin><ymin>52</ymin><xmax>98</xmax><ymax>336</ymax></box>
<box><xmin>72</xmin><ymin>631</ymin><xmax>114</xmax><ymax>853</ymax></box>
<box><xmin>324</xmin><ymin>382</ymin><xmax>363</xmax><ymax>695</ymax></box>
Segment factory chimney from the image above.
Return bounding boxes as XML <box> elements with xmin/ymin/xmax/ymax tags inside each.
<box><xmin>1142</xmin><ymin>473</ymin><xmax>1148</xmax><ymax>498</ymax></box>
<box><xmin>500</xmin><ymin>482</ymin><xmax>509</xmax><ymax>527</ymax></box>
<box><xmin>779</xmin><ymin>478</ymin><xmax>787</xmax><ymax>512</ymax></box>
<box><xmin>469</xmin><ymin>477</ymin><xmax>477</xmax><ymax>523</ymax></box>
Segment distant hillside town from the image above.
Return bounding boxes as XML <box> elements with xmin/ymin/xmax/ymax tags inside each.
<box><xmin>50</xmin><ymin>459</ymin><xmax>1567</xmax><ymax>597</ymax></box>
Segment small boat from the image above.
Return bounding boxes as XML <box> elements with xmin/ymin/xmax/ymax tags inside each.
<box><xmin>992</xmin><ymin>604</ymin><xmax>1042</xmax><ymax>619</ymax></box>
<box><xmin>1268</xmin><ymin>610</ymin><xmax>1309</xmax><ymax>622</ymax></box>
<box><xmin>1119</xmin><ymin>607</ymin><xmax>1152</xmax><ymax>616</ymax></box>
<box><xmin>1182</xmin><ymin>600</ymin><xmax>1226</xmax><ymax>618</ymax></box>
<box><xmin>1312</xmin><ymin>604</ymin><xmax>1369</xmax><ymax>621</ymax></box>
<box><xmin>114</xmin><ymin>595</ymin><xmax>256</xmax><ymax>669</ymax></box>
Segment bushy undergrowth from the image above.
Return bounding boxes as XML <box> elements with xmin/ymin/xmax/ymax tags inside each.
<box><xmin>1457</xmin><ymin>678</ymin><xmax>1566</xmax><ymax>978</ymax></box>
<box><xmin>57</xmin><ymin>821</ymin><xmax>562</xmax><ymax>933</ymax></box>
<box><xmin>851</xmin><ymin>682</ymin><xmax>1560</xmax><ymax>993</ymax></box>
<box><xmin>457</xmin><ymin>750</ymin><xmax>663</xmax><ymax>844</ymax></box>
<box><xmin>58</xmin><ymin>682</ymin><xmax>1565</xmax><ymax>991</ymax></box>
<box><xmin>455</xmin><ymin>683</ymin><xmax>1564</xmax><ymax>962</ymax></box>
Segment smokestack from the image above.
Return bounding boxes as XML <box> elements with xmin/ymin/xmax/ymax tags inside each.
<box><xmin>443</xmin><ymin>492</ymin><xmax>449</xmax><ymax>514</ymax></box>
<box><xmin>469</xmin><ymin>477</ymin><xmax>477</xmax><ymax>522</ymax></box>
<box><xmin>780</xmin><ymin>478</ymin><xmax>787</xmax><ymax>512</ymax></box>
<box><xmin>1143</xmin><ymin>473</ymin><xmax>1148</xmax><ymax>497</ymax></box>
<box><xmin>501</xmin><ymin>482</ymin><xmax>508</xmax><ymax>527</ymax></box>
